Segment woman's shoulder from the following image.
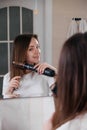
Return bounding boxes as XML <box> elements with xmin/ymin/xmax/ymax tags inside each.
<box><xmin>56</xmin><ymin>112</ymin><xmax>87</xmax><ymax>130</ymax></box>
<box><xmin>3</xmin><ymin>72</ymin><xmax>10</xmax><ymax>80</ymax></box>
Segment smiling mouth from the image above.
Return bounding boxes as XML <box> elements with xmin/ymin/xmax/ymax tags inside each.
<box><xmin>33</xmin><ymin>56</ymin><xmax>40</xmax><ymax>59</ymax></box>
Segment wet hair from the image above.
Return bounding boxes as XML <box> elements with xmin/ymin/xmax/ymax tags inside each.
<box><xmin>53</xmin><ymin>32</ymin><xmax>87</xmax><ymax>128</ymax></box>
<box><xmin>10</xmin><ymin>33</ymin><xmax>38</xmax><ymax>79</ymax></box>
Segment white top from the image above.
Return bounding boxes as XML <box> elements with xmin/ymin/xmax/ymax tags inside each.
<box><xmin>56</xmin><ymin>113</ymin><xmax>87</xmax><ymax>130</ymax></box>
<box><xmin>2</xmin><ymin>72</ymin><xmax>55</xmax><ymax>98</ymax></box>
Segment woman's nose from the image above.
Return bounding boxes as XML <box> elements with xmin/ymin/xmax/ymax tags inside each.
<box><xmin>35</xmin><ymin>48</ymin><xmax>41</xmax><ymax>54</ymax></box>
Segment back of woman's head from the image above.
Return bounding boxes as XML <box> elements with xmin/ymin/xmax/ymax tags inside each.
<box><xmin>55</xmin><ymin>32</ymin><xmax>87</xmax><ymax>123</ymax></box>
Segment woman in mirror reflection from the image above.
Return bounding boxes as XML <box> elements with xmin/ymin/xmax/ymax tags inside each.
<box><xmin>43</xmin><ymin>32</ymin><xmax>87</xmax><ymax>130</ymax></box>
<box><xmin>2</xmin><ymin>33</ymin><xmax>57</xmax><ymax>98</ymax></box>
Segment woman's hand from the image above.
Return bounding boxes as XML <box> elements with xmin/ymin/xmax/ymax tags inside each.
<box><xmin>34</xmin><ymin>63</ymin><xmax>57</xmax><ymax>75</ymax></box>
<box><xmin>4</xmin><ymin>93</ymin><xmax>20</xmax><ymax>98</ymax></box>
<box><xmin>5</xmin><ymin>76</ymin><xmax>21</xmax><ymax>95</ymax></box>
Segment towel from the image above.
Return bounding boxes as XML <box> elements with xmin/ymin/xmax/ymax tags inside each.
<box><xmin>67</xmin><ymin>20</ymin><xmax>78</xmax><ymax>38</ymax></box>
<box><xmin>79</xmin><ymin>19</ymin><xmax>87</xmax><ymax>33</ymax></box>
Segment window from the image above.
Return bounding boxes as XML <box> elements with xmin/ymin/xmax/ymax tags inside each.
<box><xmin>0</xmin><ymin>6</ymin><xmax>33</xmax><ymax>98</ymax></box>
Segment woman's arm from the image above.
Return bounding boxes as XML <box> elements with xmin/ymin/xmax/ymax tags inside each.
<box><xmin>34</xmin><ymin>63</ymin><xmax>58</xmax><ymax>96</ymax></box>
<box><xmin>2</xmin><ymin>74</ymin><xmax>21</xmax><ymax>98</ymax></box>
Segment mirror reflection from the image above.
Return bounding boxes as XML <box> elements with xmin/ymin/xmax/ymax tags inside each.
<box><xmin>0</xmin><ymin>0</ymin><xmax>56</xmax><ymax>99</ymax></box>
<box><xmin>2</xmin><ymin>33</ymin><xmax>56</xmax><ymax>98</ymax></box>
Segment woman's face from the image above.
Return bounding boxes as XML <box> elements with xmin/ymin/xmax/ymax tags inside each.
<box><xmin>26</xmin><ymin>37</ymin><xmax>41</xmax><ymax>64</ymax></box>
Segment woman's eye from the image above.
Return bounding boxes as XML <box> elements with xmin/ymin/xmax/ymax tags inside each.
<box><xmin>28</xmin><ymin>45</ymin><xmax>40</xmax><ymax>51</ymax></box>
<box><xmin>28</xmin><ymin>48</ymin><xmax>33</xmax><ymax>51</ymax></box>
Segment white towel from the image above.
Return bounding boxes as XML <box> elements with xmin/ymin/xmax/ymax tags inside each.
<box><xmin>79</xmin><ymin>19</ymin><xmax>87</xmax><ymax>33</ymax></box>
<box><xmin>67</xmin><ymin>20</ymin><xmax>78</xmax><ymax>39</ymax></box>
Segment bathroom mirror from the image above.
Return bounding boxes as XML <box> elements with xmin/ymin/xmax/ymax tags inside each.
<box><xmin>0</xmin><ymin>0</ymin><xmax>87</xmax><ymax>99</ymax></box>
<box><xmin>0</xmin><ymin>0</ymin><xmax>53</xmax><ymax>99</ymax></box>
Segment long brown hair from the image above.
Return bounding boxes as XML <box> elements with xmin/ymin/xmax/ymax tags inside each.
<box><xmin>53</xmin><ymin>32</ymin><xmax>87</xmax><ymax>128</ymax></box>
<box><xmin>10</xmin><ymin>33</ymin><xmax>38</xmax><ymax>79</ymax></box>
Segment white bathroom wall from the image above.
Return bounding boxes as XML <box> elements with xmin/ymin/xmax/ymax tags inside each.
<box><xmin>52</xmin><ymin>0</ymin><xmax>87</xmax><ymax>67</ymax></box>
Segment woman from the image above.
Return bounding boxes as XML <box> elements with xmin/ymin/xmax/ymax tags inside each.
<box><xmin>2</xmin><ymin>34</ymin><xmax>57</xmax><ymax>98</ymax></box>
<box><xmin>43</xmin><ymin>32</ymin><xmax>87</xmax><ymax>130</ymax></box>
